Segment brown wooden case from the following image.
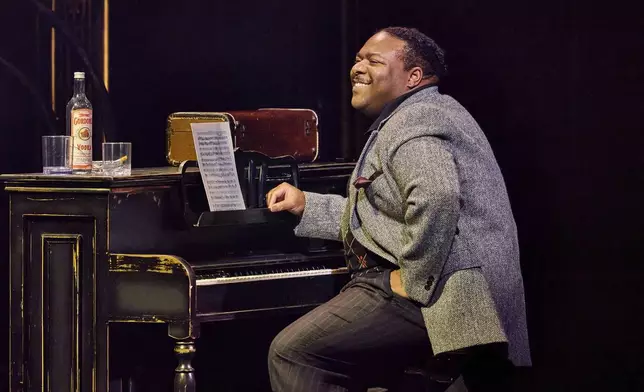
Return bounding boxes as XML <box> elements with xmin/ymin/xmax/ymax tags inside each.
<box><xmin>166</xmin><ymin>109</ymin><xmax>319</xmax><ymax>166</ymax></box>
<box><xmin>228</xmin><ymin>108</ymin><xmax>319</xmax><ymax>162</ymax></box>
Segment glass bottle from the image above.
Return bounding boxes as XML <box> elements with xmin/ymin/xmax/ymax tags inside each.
<box><xmin>66</xmin><ymin>71</ymin><xmax>93</xmax><ymax>173</ymax></box>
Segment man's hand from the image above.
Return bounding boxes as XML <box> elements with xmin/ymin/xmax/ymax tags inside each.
<box><xmin>266</xmin><ymin>182</ymin><xmax>306</xmax><ymax>216</ymax></box>
<box><xmin>390</xmin><ymin>269</ymin><xmax>409</xmax><ymax>298</ymax></box>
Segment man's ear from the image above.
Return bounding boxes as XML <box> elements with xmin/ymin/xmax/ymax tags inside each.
<box><xmin>407</xmin><ymin>67</ymin><xmax>424</xmax><ymax>88</ymax></box>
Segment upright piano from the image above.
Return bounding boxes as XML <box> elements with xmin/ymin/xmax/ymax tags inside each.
<box><xmin>3</xmin><ymin>157</ymin><xmax>354</xmax><ymax>391</ymax></box>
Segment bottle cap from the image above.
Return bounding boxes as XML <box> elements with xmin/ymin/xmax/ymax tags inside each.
<box><xmin>74</xmin><ymin>72</ymin><xmax>85</xmax><ymax>79</ymax></box>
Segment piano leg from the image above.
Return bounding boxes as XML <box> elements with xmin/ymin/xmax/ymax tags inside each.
<box><xmin>174</xmin><ymin>340</ymin><xmax>197</xmax><ymax>392</ymax></box>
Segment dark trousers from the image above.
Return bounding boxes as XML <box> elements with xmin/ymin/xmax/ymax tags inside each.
<box><xmin>268</xmin><ymin>267</ymin><xmax>514</xmax><ymax>392</ymax></box>
<box><xmin>268</xmin><ymin>267</ymin><xmax>430</xmax><ymax>391</ymax></box>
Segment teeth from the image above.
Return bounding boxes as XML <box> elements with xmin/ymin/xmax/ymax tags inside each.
<box><xmin>354</xmin><ymin>82</ymin><xmax>369</xmax><ymax>86</ymax></box>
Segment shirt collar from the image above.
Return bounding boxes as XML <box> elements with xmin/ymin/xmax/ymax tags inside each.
<box><xmin>366</xmin><ymin>83</ymin><xmax>437</xmax><ymax>133</ymax></box>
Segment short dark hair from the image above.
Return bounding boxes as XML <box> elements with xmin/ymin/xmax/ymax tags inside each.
<box><xmin>379</xmin><ymin>27</ymin><xmax>448</xmax><ymax>79</ymax></box>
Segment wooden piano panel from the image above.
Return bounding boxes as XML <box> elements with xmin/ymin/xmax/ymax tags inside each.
<box><xmin>6</xmin><ymin>187</ymin><xmax>109</xmax><ymax>392</ymax></box>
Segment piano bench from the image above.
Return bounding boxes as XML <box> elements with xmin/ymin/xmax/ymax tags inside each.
<box><xmin>391</xmin><ymin>357</ymin><xmax>521</xmax><ymax>392</ymax></box>
<box><xmin>380</xmin><ymin>367</ymin><xmax>466</xmax><ymax>392</ymax></box>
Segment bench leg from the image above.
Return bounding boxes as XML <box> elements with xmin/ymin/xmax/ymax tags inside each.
<box><xmin>174</xmin><ymin>340</ymin><xmax>196</xmax><ymax>392</ymax></box>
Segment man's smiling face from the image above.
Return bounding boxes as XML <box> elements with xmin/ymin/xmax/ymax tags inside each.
<box><xmin>350</xmin><ymin>32</ymin><xmax>411</xmax><ymax>118</ymax></box>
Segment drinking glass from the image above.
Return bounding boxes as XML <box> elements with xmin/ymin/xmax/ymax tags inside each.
<box><xmin>102</xmin><ymin>142</ymin><xmax>132</xmax><ymax>176</ymax></box>
<box><xmin>42</xmin><ymin>135</ymin><xmax>73</xmax><ymax>175</ymax></box>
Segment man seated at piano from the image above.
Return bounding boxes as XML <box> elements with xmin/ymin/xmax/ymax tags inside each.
<box><xmin>265</xmin><ymin>27</ymin><xmax>531</xmax><ymax>391</ymax></box>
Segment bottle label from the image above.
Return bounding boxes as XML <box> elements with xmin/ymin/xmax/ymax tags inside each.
<box><xmin>71</xmin><ymin>108</ymin><xmax>93</xmax><ymax>170</ymax></box>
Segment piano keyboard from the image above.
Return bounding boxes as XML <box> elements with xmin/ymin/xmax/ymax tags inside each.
<box><xmin>191</xmin><ymin>252</ymin><xmax>350</xmax><ymax>319</ymax></box>
<box><xmin>197</xmin><ymin>266</ymin><xmax>349</xmax><ymax>286</ymax></box>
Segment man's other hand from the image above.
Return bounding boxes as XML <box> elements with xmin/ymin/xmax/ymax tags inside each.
<box><xmin>266</xmin><ymin>182</ymin><xmax>306</xmax><ymax>216</ymax></box>
<box><xmin>390</xmin><ymin>269</ymin><xmax>409</xmax><ymax>298</ymax></box>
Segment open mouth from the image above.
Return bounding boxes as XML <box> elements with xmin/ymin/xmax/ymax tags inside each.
<box><xmin>352</xmin><ymin>80</ymin><xmax>371</xmax><ymax>88</ymax></box>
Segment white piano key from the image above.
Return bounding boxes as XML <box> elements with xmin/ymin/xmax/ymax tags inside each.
<box><xmin>196</xmin><ymin>267</ymin><xmax>348</xmax><ymax>286</ymax></box>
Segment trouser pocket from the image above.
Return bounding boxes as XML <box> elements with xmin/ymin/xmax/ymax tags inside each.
<box><xmin>342</xmin><ymin>266</ymin><xmax>394</xmax><ymax>299</ymax></box>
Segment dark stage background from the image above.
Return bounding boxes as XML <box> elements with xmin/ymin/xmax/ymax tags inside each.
<box><xmin>1</xmin><ymin>0</ymin><xmax>644</xmax><ymax>390</ymax></box>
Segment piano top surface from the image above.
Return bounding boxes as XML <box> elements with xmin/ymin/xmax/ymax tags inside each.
<box><xmin>1</xmin><ymin>162</ymin><xmax>355</xmax><ymax>189</ymax></box>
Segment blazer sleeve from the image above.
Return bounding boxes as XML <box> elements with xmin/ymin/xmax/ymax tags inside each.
<box><xmin>293</xmin><ymin>192</ymin><xmax>347</xmax><ymax>241</ymax></box>
<box><xmin>389</xmin><ymin>135</ymin><xmax>460</xmax><ymax>306</ymax></box>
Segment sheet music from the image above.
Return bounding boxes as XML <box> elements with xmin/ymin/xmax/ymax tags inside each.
<box><xmin>190</xmin><ymin>122</ymin><xmax>246</xmax><ymax>211</ymax></box>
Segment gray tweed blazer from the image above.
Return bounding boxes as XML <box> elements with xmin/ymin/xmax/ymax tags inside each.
<box><xmin>295</xmin><ymin>86</ymin><xmax>531</xmax><ymax>366</ymax></box>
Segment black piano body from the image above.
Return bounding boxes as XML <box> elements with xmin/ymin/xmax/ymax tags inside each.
<box><xmin>3</xmin><ymin>160</ymin><xmax>354</xmax><ymax>392</ymax></box>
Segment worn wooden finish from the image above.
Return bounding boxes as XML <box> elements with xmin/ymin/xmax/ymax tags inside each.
<box><xmin>173</xmin><ymin>341</ymin><xmax>196</xmax><ymax>392</ymax></box>
<box><xmin>7</xmin><ymin>185</ymin><xmax>109</xmax><ymax>392</ymax></box>
<box><xmin>3</xmin><ymin>162</ymin><xmax>353</xmax><ymax>391</ymax></box>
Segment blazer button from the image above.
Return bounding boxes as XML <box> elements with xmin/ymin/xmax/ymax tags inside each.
<box><xmin>424</xmin><ymin>276</ymin><xmax>435</xmax><ymax>290</ymax></box>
